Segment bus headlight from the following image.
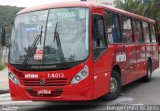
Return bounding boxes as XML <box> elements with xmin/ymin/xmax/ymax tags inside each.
<box><xmin>71</xmin><ymin>65</ymin><xmax>89</xmax><ymax>84</ymax></box>
<box><xmin>9</xmin><ymin>72</ymin><xmax>20</xmax><ymax>85</ymax></box>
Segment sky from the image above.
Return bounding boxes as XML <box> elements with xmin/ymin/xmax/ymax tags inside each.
<box><xmin>0</xmin><ymin>0</ymin><xmax>79</xmax><ymax>7</ymax></box>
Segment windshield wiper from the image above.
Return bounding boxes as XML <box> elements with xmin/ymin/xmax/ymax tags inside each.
<box><xmin>23</xmin><ymin>25</ymin><xmax>43</xmax><ymax>66</ymax></box>
<box><xmin>53</xmin><ymin>22</ymin><xmax>65</xmax><ymax>63</ymax></box>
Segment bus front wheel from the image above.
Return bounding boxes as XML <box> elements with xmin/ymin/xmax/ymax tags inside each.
<box><xmin>102</xmin><ymin>70</ymin><xmax>121</xmax><ymax>101</ymax></box>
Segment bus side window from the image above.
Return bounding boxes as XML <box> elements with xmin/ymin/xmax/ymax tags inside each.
<box><xmin>133</xmin><ymin>20</ymin><xmax>144</xmax><ymax>43</ymax></box>
<box><xmin>121</xmin><ymin>16</ymin><xmax>133</xmax><ymax>43</ymax></box>
<box><xmin>143</xmin><ymin>22</ymin><xmax>151</xmax><ymax>43</ymax></box>
<box><xmin>150</xmin><ymin>24</ymin><xmax>156</xmax><ymax>43</ymax></box>
<box><xmin>92</xmin><ymin>14</ymin><xmax>107</xmax><ymax>61</ymax></box>
<box><xmin>104</xmin><ymin>11</ymin><xmax>121</xmax><ymax>43</ymax></box>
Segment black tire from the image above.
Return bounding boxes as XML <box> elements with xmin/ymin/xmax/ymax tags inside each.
<box><xmin>142</xmin><ymin>61</ymin><xmax>152</xmax><ymax>82</ymax></box>
<box><xmin>101</xmin><ymin>70</ymin><xmax>121</xmax><ymax>101</ymax></box>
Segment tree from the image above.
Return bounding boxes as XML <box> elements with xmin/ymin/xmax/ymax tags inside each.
<box><xmin>115</xmin><ymin>0</ymin><xmax>160</xmax><ymax>31</ymax></box>
<box><xmin>0</xmin><ymin>5</ymin><xmax>23</xmax><ymax>27</ymax></box>
<box><xmin>144</xmin><ymin>0</ymin><xmax>160</xmax><ymax>19</ymax></box>
<box><xmin>0</xmin><ymin>5</ymin><xmax>23</xmax><ymax>45</ymax></box>
<box><xmin>0</xmin><ymin>5</ymin><xmax>23</xmax><ymax>63</ymax></box>
<box><xmin>115</xmin><ymin>0</ymin><xmax>145</xmax><ymax>16</ymax></box>
<box><xmin>143</xmin><ymin>0</ymin><xmax>160</xmax><ymax>31</ymax></box>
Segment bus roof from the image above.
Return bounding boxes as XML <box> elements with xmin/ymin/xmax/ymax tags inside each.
<box><xmin>18</xmin><ymin>1</ymin><xmax>155</xmax><ymax>23</ymax></box>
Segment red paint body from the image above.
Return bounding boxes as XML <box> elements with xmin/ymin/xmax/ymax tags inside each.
<box><xmin>8</xmin><ymin>1</ymin><xmax>159</xmax><ymax>101</ymax></box>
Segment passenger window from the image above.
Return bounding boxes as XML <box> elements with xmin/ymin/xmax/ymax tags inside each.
<box><xmin>133</xmin><ymin>20</ymin><xmax>144</xmax><ymax>43</ymax></box>
<box><xmin>150</xmin><ymin>24</ymin><xmax>156</xmax><ymax>43</ymax></box>
<box><xmin>92</xmin><ymin>14</ymin><xmax>107</xmax><ymax>61</ymax></box>
<box><xmin>121</xmin><ymin>16</ymin><xmax>133</xmax><ymax>44</ymax></box>
<box><xmin>104</xmin><ymin>11</ymin><xmax>121</xmax><ymax>43</ymax></box>
<box><xmin>143</xmin><ymin>22</ymin><xmax>151</xmax><ymax>43</ymax></box>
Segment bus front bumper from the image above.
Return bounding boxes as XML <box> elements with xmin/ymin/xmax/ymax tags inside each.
<box><xmin>9</xmin><ymin>80</ymin><xmax>94</xmax><ymax>101</ymax></box>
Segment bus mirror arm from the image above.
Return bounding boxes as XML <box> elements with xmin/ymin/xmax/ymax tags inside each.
<box><xmin>1</xmin><ymin>27</ymin><xmax>6</xmax><ymax>46</ymax></box>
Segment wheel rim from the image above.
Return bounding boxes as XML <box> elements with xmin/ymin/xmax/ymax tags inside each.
<box><xmin>110</xmin><ymin>77</ymin><xmax>118</xmax><ymax>93</ymax></box>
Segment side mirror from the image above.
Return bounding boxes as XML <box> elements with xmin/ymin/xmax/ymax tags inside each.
<box><xmin>1</xmin><ymin>27</ymin><xmax>6</xmax><ymax>46</ymax></box>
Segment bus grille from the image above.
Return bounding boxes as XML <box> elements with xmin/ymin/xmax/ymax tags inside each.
<box><xmin>27</xmin><ymin>90</ymin><xmax>63</xmax><ymax>97</ymax></box>
<box><xmin>22</xmin><ymin>78</ymin><xmax>68</xmax><ymax>86</ymax></box>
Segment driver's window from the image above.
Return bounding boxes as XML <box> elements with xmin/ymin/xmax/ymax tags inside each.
<box><xmin>93</xmin><ymin>14</ymin><xmax>106</xmax><ymax>47</ymax></box>
<box><xmin>92</xmin><ymin>14</ymin><xmax>107</xmax><ymax>61</ymax></box>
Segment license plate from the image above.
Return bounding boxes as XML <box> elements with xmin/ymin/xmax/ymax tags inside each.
<box><xmin>37</xmin><ymin>89</ymin><xmax>51</xmax><ymax>95</ymax></box>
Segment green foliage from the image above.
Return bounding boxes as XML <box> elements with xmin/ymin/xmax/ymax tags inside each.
<box><xmin>144</xmin><ymin>0</ymin><xmax>160</xmax><ymax>20</ymax></box>
<box><xmin>0</xmin><ymin>5</ymin><xmax>23</xmax><ymax>27</ymax></box>
<box><xmin>115</xmin><ymin>0</ymin><xmax>145</xmax><ymax>16</ymax></box>
<box><xmin>0</xmin><ymin>5</ymin><xmax>23</xmax><ymax>46</ymax></box>
<box><xmin>115</xmin><ymin>0</ymin><xmax>160</xmax><ymax>31</ymax></box>
<box><xmin>143</xmin><ymin>0</ymin><xmax>160</xmax><ymax>32</ymax></box>
<box><xmin>0</xmin><ymin>62</ymin><xmax>6</xmax><ymax>71</ymax></box>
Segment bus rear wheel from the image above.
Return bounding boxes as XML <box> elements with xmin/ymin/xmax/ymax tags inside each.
<box><xmin>142</xmin><ymin>61</ymin><xmax>152</xmax><ymax>82</ymax></box>
<box><xmin>102</xmin><ymin>70</ymin><xmax>121</xmax><ymax>101</ymax></box>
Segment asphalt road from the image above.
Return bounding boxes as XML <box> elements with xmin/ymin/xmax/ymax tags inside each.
<box><xmin>0</xmin><ymin>68</ymin><xmax>160</xmax><ymax>111</ymax></box>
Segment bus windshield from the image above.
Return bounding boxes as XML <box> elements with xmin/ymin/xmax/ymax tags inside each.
<box><xmin>9</xmin><ymin>8</ymin><xmax>89</xmax><ymax>65</ymax></box>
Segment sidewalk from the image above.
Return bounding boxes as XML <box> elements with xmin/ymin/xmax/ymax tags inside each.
<box><xmin>0</xmin><ymin>68</ymin><xmax>9</xmax><ymax>94</ymax></box>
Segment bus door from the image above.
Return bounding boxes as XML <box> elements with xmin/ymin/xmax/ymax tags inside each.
<box><xmin>122</xmin><ymin>17</ymin><xmax>137</xmax><ymax>84</ymax></box>
<box><xmin>92</xmin><ymin>9</ymin><xmax>110</xmax><ymax>97</ymax></box>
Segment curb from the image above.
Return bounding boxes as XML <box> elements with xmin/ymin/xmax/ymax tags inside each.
<box><xmin>0</xmin><ymin>90</ymin><xmax>9</xmax><ymax>94</ymax></box>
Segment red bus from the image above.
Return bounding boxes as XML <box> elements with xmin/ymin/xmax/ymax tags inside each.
<box><xmin>2</xmin><ymin>1</ymin><xmax>159</xmax><ymax>101</ymax></box>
